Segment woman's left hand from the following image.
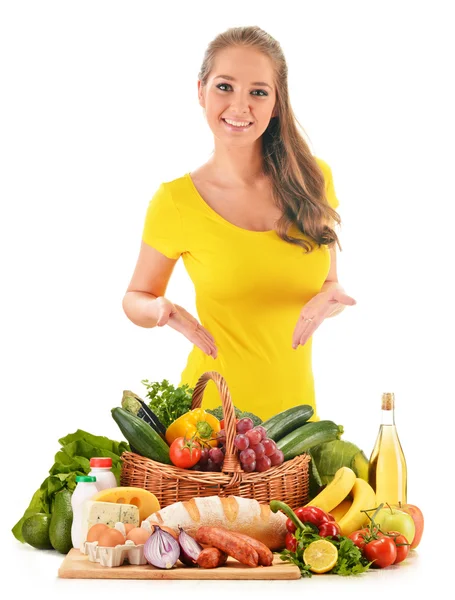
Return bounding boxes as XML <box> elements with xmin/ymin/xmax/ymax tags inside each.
<box><xmin>292</xmin><ymin>288</ymin><xmax>357</xmax><ymax>349</ymax></box>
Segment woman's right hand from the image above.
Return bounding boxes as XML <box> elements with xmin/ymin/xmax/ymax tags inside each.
<box><xmin>155</xmin><ymin>296</ymin><xmax>218</xmax><ymax>359</ymax></box>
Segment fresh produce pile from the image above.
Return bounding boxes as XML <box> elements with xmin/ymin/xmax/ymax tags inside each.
<box><xmin>116</xmin><ymin>383</ymin><xmax>347</xmax><ymax>476</ymax></box>
<box><xmin>12</xmin><ymin>377</ymin><xmax>425</xmax><ymax>581</ymax></box>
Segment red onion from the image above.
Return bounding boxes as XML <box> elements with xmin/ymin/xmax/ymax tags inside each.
<box><xmin>144</xmin><ymin>526</ymin><xmax>180</xmax><ymax>569</ymax></box>
<box><xmin>178</xmin><ymin>526</ymin><xmax>203</xmax><ymax>567</ymax></box>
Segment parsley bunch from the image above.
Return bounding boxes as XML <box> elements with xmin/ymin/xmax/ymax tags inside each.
<box><xmin>141</xmin><ymin>378</ymin><xmax>193</xmax><ymax>428</ymax></box>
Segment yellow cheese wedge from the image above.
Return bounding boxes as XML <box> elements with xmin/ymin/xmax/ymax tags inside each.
<box><xmin>91</xmin><ymin>487</ymin><xmax>160</xmax><ymax>522</ymax></box>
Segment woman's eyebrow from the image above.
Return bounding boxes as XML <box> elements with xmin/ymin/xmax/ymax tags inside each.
<box><xmin>214</xmin><ymin>74</ymin><xmax>272</xmax><ymax>90</ymax></box>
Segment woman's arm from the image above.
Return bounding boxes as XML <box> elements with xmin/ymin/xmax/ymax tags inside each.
<box><xmin>122</xmin><ymin>241</ymin><xmax>178</xmax><ymax>328</ymax></box>
<box><xmin>319</xmin><ymin>245</ymin><xmax>348</xmax><ymax>318</ymax></box>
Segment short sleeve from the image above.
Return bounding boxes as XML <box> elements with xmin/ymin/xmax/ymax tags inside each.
<box><xmin>315</xmin><ymin>157</ymin><xmax>340</xmax><ymax>210</ymax></box>
<box><xmin>141</xmin><ymin>182</ymin><xmax>186</xmax><ymax>259</ymax></box>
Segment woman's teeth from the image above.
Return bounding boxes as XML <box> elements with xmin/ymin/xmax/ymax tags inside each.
<box><xmin>222</xmin><ymin>118</ymin><xmax>253</xmax><ymax>130</ymax></box>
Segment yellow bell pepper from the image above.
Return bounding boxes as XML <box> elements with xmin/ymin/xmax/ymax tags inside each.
<box><xmin>165</xmin><ymin>408</ymin><xmax>221</xmax><ymax>447</ymax></box>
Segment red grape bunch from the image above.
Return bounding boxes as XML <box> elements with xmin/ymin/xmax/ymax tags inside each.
<box><xmin>234</xmin><ymin>418</ymin><xmax>284</xmax><ymax>472</ymax></box>
<box><xmin>192</xmin><ymin>417</ymin><xmax>285</xmax><ymax>472</ymax></box>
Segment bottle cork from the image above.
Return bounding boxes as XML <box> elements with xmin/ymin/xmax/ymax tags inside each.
<box><xmin>381</xmin><ymin>392</ymin><xmax>395</xmax><ymax>410</ymax></box>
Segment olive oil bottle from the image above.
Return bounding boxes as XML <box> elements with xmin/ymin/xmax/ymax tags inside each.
<box><xmin>368</xmin><ymin>392</ymin><xmax>407</xmax><ymax>505</ymax></box>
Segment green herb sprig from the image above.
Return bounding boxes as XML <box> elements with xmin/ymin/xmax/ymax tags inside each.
<box><xmin>141</xmin><ymin>379</ymin><xmax>193</xmax><ymax>428</ymax></box>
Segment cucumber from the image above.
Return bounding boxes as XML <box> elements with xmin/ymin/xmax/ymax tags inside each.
<box><xmin>276</xmin><ymin>420</ymin><xmax>343</xmax><ymax>461</ymax></box>
<box><xmin>261</xmin><ymin>405</ymin><xmax>314</xmax><ymax>441</ymax></box>
<box><xmin>111</xmin><ymin>407</ymin><xmax>171</xmax><ymax>464</ymax></box>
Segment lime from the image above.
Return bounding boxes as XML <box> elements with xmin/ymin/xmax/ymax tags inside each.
<box><xmin>22</xmin><ymin>513</ymin><xmax>53</xmax><ymax>550</ymax></box>
<box><xmin>303</xmin><ymin>539</ymin><xmax>338</xmax><ymax>574</ymax></box>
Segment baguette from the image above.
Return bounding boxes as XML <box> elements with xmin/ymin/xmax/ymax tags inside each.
<box><xmin>147</xmin><ymin>495</ymin><xmax>287</xmax><ymax>550</ymax></box>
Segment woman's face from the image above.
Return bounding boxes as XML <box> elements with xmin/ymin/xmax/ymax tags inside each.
<box><xmin>198</xmin><ymin>46</ymin><xmax>278</xmax><ymax>145</ymax></box>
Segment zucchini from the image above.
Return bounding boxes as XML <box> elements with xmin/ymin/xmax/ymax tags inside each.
<box><xmin>111</xmin><ymin>407</ymin><xmax>171</xmax><ymax>464</ymax></box>
<box><xmin>276</xmin><ymin>420</ymin><xmax>343</xmax><ymax>461</ymax></box>
<box><xmin>261</xmin><ymin>405</ymin><xmax>314</xmax><ymax>441</ymax></box>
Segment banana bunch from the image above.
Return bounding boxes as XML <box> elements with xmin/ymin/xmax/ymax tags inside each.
<box><xmin>305</xmin><ymin>466</ymin><xmax>376</xmax><ymax>536</ymax></box>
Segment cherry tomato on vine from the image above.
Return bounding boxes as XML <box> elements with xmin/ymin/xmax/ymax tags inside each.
<box><xmin>169</xmin><ymin>437</ymin><xmax>202</xmax><ymax>469</ymax></box>
<box><xmin>387</xmin><ymin>531</ymin><xmax>410</xmax><ymax>564</ymax></box>
<box><xmin>363</xmin><ymin>536</ymin><xmax>397</xmax><ymax>568</ymax></box>
<box><xmin>348</xmin><ymin>528</ymin><xmax>371</xmax><ymax>550</ymax></box>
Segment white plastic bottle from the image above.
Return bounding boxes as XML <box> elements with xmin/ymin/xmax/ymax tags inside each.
<box><xmin>88</xmin><ymin>457</ymin><xmax>117</xmax><ymax>491</ymax></box>
<box><xmin>71</xmin><ymin>475</ymin><xmax>98</xmax><ymax>549</ymax></box>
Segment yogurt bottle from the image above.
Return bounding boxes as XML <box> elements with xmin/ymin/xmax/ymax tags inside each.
<box><xmin>88</xmin><ymin>457</ymin><xmax>117</xmax><ymax>491</ymax></box>
<box><xmin>70</xmin><ymin>475</ymin><xmax>98</xmax><ymax>549</ymax></box>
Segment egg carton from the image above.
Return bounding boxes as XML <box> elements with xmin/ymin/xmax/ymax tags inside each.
<box><xmin>80</xmin><ymin>520</ymin><xmax>153</xmax><ymax>567</ymax></box>
<box><xmin>81</xmin><ymin>539</ymin><xmax>147</xmax><ymax>567</ymax></box>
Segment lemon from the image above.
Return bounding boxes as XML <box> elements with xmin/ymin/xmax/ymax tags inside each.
<box><xmin>303</xmin><ymin>539</ymin><xmax>338</xmax><ymax>574</ymax></box>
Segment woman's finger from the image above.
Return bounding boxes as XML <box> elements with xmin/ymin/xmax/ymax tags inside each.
<box><xmin>172</xmin><ymin>314</ymin><xmax>217</xmax><ymax>358</ymax></box>
<box><xmin>292</xmin><ymin>316</ymin><xmax>314</xmax><ymax>348</ymax></box>
<box><xmin>194</xmin><ymin>324</ymin><xmax>218</xmax><ymax>357</ymax></box>
<box><xmin>333</xmin><ymin>290</ymin><xmax>357</xmax><ymax>306</ymax></box>
<box><xmin>298</xmin><ymin>320</ymin><xmax>321</xmax><ymax>346</ymax></box>
<box><xmin>156</xmin><ymin>310</ymin><xmax>170</xmax><ymax>327</ymax></box>
<box><xmin>174</xmin><ymin>304</ymin><xmax>217</xmax><ymax>344</ymax></box>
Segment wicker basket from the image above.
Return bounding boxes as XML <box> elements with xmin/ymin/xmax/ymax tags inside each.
<box><xmin>120</xmin><ymin>371</ymin><xmax>310</xmax><ymax>510</ymax></box>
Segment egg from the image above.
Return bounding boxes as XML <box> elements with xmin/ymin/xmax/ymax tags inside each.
<box><xmin>86</xmin><ymin>523</ymin><xmax>109</xmax><ymax>543</ymax></box>
<box><xmin>97</xmin><ymin>528</ymin><xmax>126</xmax><ymax>547</ymax></box>
<box><xmin>124</xmin><ymin>523</ymin><xmax>136</xmax><ymax>534</ymax></box>
<box><xmin>126</xmin><ymin>527</ymin><xmax>151</xmax><ymax>545</ymax></box>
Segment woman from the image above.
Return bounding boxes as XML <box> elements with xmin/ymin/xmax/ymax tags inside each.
<box><xmin>122</xmin><ymin>26</ymin><xmax>356</xmax><ymax>422</ymax></box>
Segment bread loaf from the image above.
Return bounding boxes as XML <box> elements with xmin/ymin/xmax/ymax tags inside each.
<box><xmin>147</xmin><ymin>496</ymin><xmax>287</xmax><ymax>550</ymax></box>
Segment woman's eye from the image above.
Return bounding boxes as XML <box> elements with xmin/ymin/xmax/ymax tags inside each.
<box><xmin>216</xmin><ymin>83</ymin><xmax>268</xmax><ymax>96</ymax></box>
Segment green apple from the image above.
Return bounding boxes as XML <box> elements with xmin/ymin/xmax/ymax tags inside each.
<box><xmin>373</xmin><ymin>506</ymin><xmax>415</xmax><ymax>544</ymax></box>
<box><xmin>391</xmin><ymin>503</ymin><xmax>424</xmax><ymax>549</ymax></box>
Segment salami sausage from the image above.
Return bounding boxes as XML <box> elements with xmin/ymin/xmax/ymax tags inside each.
<box><xmin>196</xmin><ymin>526</ymin><xmax>259</xmax><ymax>567</ymax></box>
<box><xmin>229</xmin><ymin>531</ymin><xmax>273</xmax><ymax>566</ymax></box>
<box><xmin>197</xmin><ymin>547</ymin><xmax>228</xmax><ymax>569</ymax></box>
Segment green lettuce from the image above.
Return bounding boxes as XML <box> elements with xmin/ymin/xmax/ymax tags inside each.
<box><xmin>12</xmin><ymin>430</ymin><xmax>130</xmax><ymax>543</ymax></box>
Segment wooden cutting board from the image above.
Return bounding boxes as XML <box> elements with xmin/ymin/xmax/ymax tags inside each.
<box><xmin>58</xmin><ymin>548</ymin><xmax>301</xmax><ymax>580</ymax></box>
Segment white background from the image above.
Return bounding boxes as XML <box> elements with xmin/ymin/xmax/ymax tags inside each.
<box><xmin>1</xmin><ymin>0</ymin><xmax>453</xmax><ymax>597</ymax></box>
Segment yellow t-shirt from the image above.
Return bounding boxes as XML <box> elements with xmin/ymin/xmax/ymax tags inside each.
<box><xmin>141</xmin><ymin>157</ymin><xmax>339</xmax><ymax>422</ymax></box>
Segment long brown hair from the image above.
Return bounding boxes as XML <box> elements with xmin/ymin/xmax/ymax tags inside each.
<box><xmin>198</xmin><ymin>25</ymin><xmax>341</xmax><ymax>253</ymax></box>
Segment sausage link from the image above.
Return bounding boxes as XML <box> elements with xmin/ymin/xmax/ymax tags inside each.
<box><xmin>196</xmin><ymin>526</ymin><xmax>259</xmax><ymax>567</ymax></box>
<box><xmin>228</xmin><ymin>532</ymin><xmax>274</xmax><ymax>566</ymax></box>
<box><xmin>197</xmin><ymin>547</ymin><xmax>228</xmax><ymax>569</ymax></box>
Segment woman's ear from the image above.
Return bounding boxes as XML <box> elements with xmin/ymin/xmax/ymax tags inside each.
<box><xmin>197</xmin><ymin>80</ymin><xmax>205</xmax><ymax>109</ymax></box>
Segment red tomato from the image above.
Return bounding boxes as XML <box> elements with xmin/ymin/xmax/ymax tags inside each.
<box><xmin>348</xmin><ymin>528</ymin><xmax>370</xmax><ymax>550</ymax></box>
<box><xmin>295</xmin><ymin>506</ymin><xmax>331</xmax><ymax>527</ymax></box>
<box><xmin>169</xmin><ymin>437</ymin><xmax>202</xmax><ymax>468</ymax></box>
<box><xmin>363</xmin><ymin>536</ymin><xmax>397</xmax><ymax>568</ymax></box>
<box><xmin>285</xmin><ymin>532</ymin><xmax>297</xmax><ymax>552</ymax></box>
<box><xmin>387</xmin><ymin>531</ymin><xmax>410</xmax><ymax>564</ymax></box>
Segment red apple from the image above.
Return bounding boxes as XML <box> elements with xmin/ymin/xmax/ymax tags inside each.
<box><xmin>391</xmin><ymin>503</ymin><xmax>424</xmax><ymax>549</ymax></box>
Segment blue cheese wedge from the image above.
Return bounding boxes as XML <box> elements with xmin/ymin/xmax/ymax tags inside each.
<box><xmin>80</xmin><ymin>500</ymin><xmax>139</xmax><ymax>549</ymax></box>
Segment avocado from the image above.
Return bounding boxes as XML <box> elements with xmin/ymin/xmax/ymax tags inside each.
<box><xmin>22</xmin><ymin>513</ymin><xmax>53</xmax><ymax>549</ymax></box>
<box><xmin>49</xmin><ymin>489</ymin><xmax>73</xmax><ymax>554</ymax></box>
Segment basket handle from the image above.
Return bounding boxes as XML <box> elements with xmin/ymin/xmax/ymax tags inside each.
<box><xmin>191</xmin><ymin>371</ymin><xmax>241</xmax><ymax>474</ymax></box>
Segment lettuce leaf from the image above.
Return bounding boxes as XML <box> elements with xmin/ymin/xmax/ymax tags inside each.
<box><xmin>12</xmin><ymin>430</ymin><xmax>130</xmax><ymax>543</ymax></box>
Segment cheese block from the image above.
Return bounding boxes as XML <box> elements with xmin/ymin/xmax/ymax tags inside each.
<box><xmin>80</xmin><ymin>501</ymin><xmax>139</xmax><ymax>549</ymax></box>
<box><xmin>91</xmin><ymin>487</ymin><xmax>160</xmax><ymax>523</ymax></box>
